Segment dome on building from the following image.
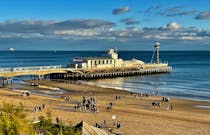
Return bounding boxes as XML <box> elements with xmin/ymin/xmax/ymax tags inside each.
<box><xmin>131</xmin><ymin>59</ymin><xmax>145</xmax><ymax>64</ymax></box>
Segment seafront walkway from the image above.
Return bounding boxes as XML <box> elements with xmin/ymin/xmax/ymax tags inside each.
<box><xmin>0</xmin><ymin>65</ymin><xmax>68</xmax><ymax>78</ymax></box>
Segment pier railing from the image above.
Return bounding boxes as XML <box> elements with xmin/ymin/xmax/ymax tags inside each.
<box><xmin>0</xmin><ymin>65</ymin><xmax>63</xmax><ymax>73</ymax></box>
<box><xmin>0</xmin><ymin>65</ymin><xmax>67</xmax><ymax>78</ymax></box>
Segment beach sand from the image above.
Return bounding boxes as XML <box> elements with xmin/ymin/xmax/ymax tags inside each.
<box><xmin>1</xmin><ymin>80</ymin><xmax>210</xmax><ymax>135</ymax></box>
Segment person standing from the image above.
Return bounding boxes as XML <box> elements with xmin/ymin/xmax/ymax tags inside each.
<box><xmin>170</xmin><ymin>105</ymin><xmax>173</xmax><ymax>110</ymax></box>
<box><xmin>116</xmin><ymin>121</ymin><xmax>121</xmax><ymax>129</ymax></box>
<box><xmin>56</xmin><ymin>117</ymin><xmax>59</xmax><ymax>124</ymax></box>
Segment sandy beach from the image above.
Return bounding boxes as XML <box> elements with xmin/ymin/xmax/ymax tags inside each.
<box><xmin>1</xmin><ymin>80</ymin><xmax>210</xmax><ymax>135</ymax></box>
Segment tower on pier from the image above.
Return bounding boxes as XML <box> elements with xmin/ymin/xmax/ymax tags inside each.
<box><xmin>154</xmin><ymin>42</ymin><xmax>160</xmax><ymax>64</ymax></box>
<box><xmin>151</xmin><ymin>42</ymin><xmax>160</xmax><ymax>64</ymax></box>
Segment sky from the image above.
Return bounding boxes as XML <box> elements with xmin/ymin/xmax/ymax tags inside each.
<box><xmin>0</xmin><ymin>0</ymin><xmax>210</xmax><ymax>50</ymax></box>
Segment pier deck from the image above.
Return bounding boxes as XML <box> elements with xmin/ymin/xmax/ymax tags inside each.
<box><xmin>0</xmin><ymin>65</ymin><xmax>172</xmax><ymax>82</ymax></box>
<box><xmin>51</xmin><ymin>66</ymin><xmax>172</xmax><ymax>80</ymax></box>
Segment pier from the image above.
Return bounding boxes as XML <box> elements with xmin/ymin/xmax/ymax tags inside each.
<box><xmin>0</xmin><ymin>64</ymin><xmax>172</xmax><ymax>85</ymax></box>
<box><xmin>51</xmin><ymin>43</ymin><xmax>172</xmax><ymax>80</ymax></box>
<box><xmin>50</xmin><ymin>66</ymin><xmax>172</xmax><ymax>80</ymax></box>
<box><xmin>0</xmin><ymin>43</ymin><xmax>172</xmax><ymax>84</ymax></box>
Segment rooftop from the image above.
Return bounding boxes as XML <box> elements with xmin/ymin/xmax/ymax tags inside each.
<box><xmin>84</xmin><ymin>56</ymin><xmax>112</xmax><ymax>60</ymax></box>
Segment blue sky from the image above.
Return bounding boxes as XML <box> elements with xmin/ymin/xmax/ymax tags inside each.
<box><xmin>0</xmin><ymin>0</ymin><xmax>210</xmax><ymax>50</ymax></box>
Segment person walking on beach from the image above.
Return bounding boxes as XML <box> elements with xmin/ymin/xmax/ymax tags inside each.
<box><xmin>170</xmin><ymin>105</ymin><xmax>173</xmax><ymax>110</ymax></box>
<box><xmin>116</xmin><ymin>121</ymin><xmax>121</xmax><ymax>129</ymax></box>
<box><xmin>103</xmin><ymin>120</ymin><xmax>107</xmax><ymax>128</ymax></box>
<box><xmin>56</xmin><ymin>117</ymin><xmax>59</xmax><ymax>124</ymax></box>
<box><xmin>167</xmin><ymin>104</ymin><xmax>170</xmax><ymax>110</ymax></box>
<box><xmin>42</xmin><ymin>104</ymin><xmax>45</xmax><ymax>109</ymax></box>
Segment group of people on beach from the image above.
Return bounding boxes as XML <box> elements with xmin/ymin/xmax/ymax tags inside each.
<box><xmin>34</xmin><ymin>104</ymin><xmax>46</xmax><ymax>113</ymax></box>
<box><xmin>96</xmin><ymin>120</ymin><xmax>121</xmax><ymax>129</ymax></box>
<box><xmin>151</xmin><ymin>97</ymin><xmax>174</xmax><ymax>110</ymax></box>
<box><xmin>64</xmin><ymin>96</ymin><xmax>70</xmax><ymax>103</ymax></box>
<box><xmin>115</xmin><ymin>96</ymin><xmax>121</xmax><ymax>100</ymax></box>
<box><xmin>130</xmin><ymin>92</ymin><xmax>149</xmax><ymax>100</ymax></box>
<box><xmin>130</xmin><ymin>92</ymin><xmax>174</xmax><ymax>111</ymax></box>
<box><xmin>74</xmin><ymin>96</ymin><xmax>99</xmax><ymax>113</ymax></box>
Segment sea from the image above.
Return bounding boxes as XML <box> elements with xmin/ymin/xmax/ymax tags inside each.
<box><xmin>0</xmin><ymin>51</ymin><xmax>210</xmax><ymax>102</ymax></box>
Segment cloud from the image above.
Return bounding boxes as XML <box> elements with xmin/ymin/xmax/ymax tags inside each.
<box><xmin>144</xmin><ymin>5</ymin><xmax>196</xmax><ymax>17</ymax></box>
<box><xmin>0</xmin><ymin>19</ymin><xmax>210</xmax><ymax>48</ymax></box>
<box><xmin>195</xmin><ymin>11</ymin><xmax>210</xmax><ymax>20</ymax></box>
<box><xmin>0</xmin><ymin>19</ymin><xmax>116</xmax><ymax>34</ymax></box>
<box><xmin>161</xmin><ymin>7</ymin><xmax>196</xmax><ymax>17</ymax></box>
<box><xmin>53</xmin><ymin>19</ymin><xmax>115</xmax><ymax>29</ymax></box>
<box><xmin>145</xmin><ymin>6</ymin><xmax>161</xmax><ymax>15</ymax></box>
<box><xmin>176</xmin><ymin>10</ymin><xmax>196</xmax><ymax>16</ymax></box>
<box><xmin>162</xmin><ymin>6</ymin><xmax>183</xmax><ymax>16</ymax></box>
<box><xmin>112</xmin><ymin>6</ymin><xmax>130</xmax><ymax>15</ymax></box>
<box><xmin>120</xmin><ymin>18</ymin><xmax>140</xmax><ymax>25</ymax></box>
<box><xmin>159</xmin><ymin>22</ymin><xmax>182</xmax><ymax>30</ymax></box>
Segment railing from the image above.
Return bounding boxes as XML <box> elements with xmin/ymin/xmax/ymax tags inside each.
<box><xmin>0</xmin><ymin>65</ymin><xmax>63</xmax><ymax>73</ymax></box>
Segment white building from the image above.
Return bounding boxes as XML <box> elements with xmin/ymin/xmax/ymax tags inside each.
<box><xmin>68</xmin><ymin>49</ymin><xmax>145</xmax><ymax>69</ymax></box>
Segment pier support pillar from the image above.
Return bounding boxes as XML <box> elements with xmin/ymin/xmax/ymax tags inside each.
<box><xmin>38</xmin><ymin>75</ymin><xmax>44</xmax><ymax>80</ymax></box>
<box><xmin>9</xmin><ymin>77</ymin><xmax>13</xmax><ymax>85</ymax></box>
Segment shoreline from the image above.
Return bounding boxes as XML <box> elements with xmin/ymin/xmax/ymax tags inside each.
<box><xmin>25</xmin><ymin>80</ymin><xmax>210</xmax><ymax>113</ymax></box>
<box><xmin>27</xmin><ymin>79</ymin><xmax>210</xmax><ymax>104</ymax></box>
<box><xmin>82</xmin><ymin>80</ymin><xmax>210</xmax><ymax>103</ymax></box>
<box><xmin>1</xmin><ymin>80</ymin><xmax>210</xmax><ymax>134</ymax></box>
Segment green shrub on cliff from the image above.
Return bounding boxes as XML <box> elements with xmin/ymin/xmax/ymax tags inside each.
<box><xmin>34</xmin><ymin>111</ymin><xmax>81</xmax><ymax>135</ymax></box>
<box><xmin>0</xmin><ymin>103</ymin><xmax>81</xmax><ymax>135</ymax></box>
<box><xmin>0</xmin><ymin>103</ymin><xmax>35</xmax><ymax>135</ymax></box>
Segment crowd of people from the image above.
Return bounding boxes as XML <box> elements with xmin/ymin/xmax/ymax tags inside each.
<box><xmin>74</xmin><ymin>96</ymin><xmax>99</xmax><ymax>113</ymax></box>
<box><xmin>62</xmin><ymin>92</ymin><xmax>173</xmax><ymax>133</ymax></box>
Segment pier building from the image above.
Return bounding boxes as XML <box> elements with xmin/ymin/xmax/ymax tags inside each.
<box><xmin>68</xmin><ymin>48</ymin><xmax>145</xmax><ymax>70</ymax></box>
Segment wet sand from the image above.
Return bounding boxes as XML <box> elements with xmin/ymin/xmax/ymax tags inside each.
<box><xmin>1</xmin><ymin>80</ymin><xmax>210</xmax><ymax>135</ymax></box>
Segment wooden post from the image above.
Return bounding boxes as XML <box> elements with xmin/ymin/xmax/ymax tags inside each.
<box><xmin>2</xmin><ymin>78</ymin><xmax>4</xmax><ymax>87</ymax></box>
